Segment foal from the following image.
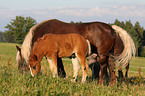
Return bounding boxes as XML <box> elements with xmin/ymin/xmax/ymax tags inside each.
<box><xmin>29</xmin><ymin>33</ymin><xmax>89</xmax><ymax>83</ymax></box>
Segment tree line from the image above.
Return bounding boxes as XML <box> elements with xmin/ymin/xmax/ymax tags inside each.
<box><xmin>0</xmin><ymin>16</ymin><xmax>37</xmax><ymax>44</ymax></box>
<box><xmin>0</xmin><ymin>16</ymin><xmax>145</xmax><ymax>56</ymax></box>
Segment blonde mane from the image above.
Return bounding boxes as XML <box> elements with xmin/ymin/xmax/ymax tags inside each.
<box><xmin>112</xmin><ymin>25</ymin><xmax>136</xmax><ymax>67</ymax></box>
<box><xmin>20</xmin><ymin>20</ymin><xmax>52</xmax><ymax>63</ymax></box>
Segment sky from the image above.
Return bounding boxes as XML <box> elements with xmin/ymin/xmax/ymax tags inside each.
<box><xmin>0</xmin><ymin>0</ymin><xmax>145</xmax><ymax>31</ymax></box>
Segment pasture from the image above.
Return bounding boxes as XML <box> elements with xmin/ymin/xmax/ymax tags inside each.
<box><xmin>0</xmin><ymin>42</ymin><xmax>145</xmax><ymax>96</ymax></box>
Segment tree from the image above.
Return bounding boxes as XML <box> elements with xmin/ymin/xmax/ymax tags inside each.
<box><xmin>0</xmin><ymin>31</ymin><xmax>5</xmax><ymax>42</ymax></box>
<box><xmin>134</xmin><ymin>22</ymin><xmax>145</xmax><ymax>56</ymax></box>
<box><xmin>70</xmin><ymin>21</ymin><xmax>82</xmax><ymax>24</ymax></box>
<box><xmin>125</xmin><ymin>20</ymin><xmax>143</xmax><ymax>56</ymax></box>
<box><xmin>5</xmin><ymin>16</ymin><xmax>37</xmax><ymax>44</ymax></box>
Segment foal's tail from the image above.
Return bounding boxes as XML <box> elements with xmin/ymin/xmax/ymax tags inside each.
<box><xmin>111</xmin><ymin>25</ymin><xmax>136</xmax><ymax>67</ymax></box>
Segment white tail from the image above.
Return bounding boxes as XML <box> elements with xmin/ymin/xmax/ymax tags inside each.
<box><xmin>112</xmin><ymin>25</ymin><xmax>136</xmax><ymax>67</ymax></box>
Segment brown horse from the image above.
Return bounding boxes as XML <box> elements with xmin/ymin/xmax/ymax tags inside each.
<box><xmin>16</xmin><ymin>19</ymin><xmax>135</xmax><ymax>84</ymax></box>
<box><xmin>29</xmin><ymin>33</ymin><xmax>89</xmax><ymax>83</ymax></box>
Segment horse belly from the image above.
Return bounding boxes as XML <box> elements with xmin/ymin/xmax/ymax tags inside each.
<box><xmin>58</xmin><ymin>49</ymin><xmax>74</xmax><ymax>58</ymax></box>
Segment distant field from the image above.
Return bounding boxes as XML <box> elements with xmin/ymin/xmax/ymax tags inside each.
<box><xmin>0</xmin><ymin>42</ymin><xmax>145</xmax><ymax>96</ymax></box>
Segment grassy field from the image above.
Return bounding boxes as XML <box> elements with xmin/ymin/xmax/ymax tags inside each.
<box><xmin>0</xmin><ymin>42</ymin><xmax>145</xmax><ymax>96</ymax></box>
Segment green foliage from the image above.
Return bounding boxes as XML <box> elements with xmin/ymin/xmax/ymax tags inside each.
<box><xmin>0</xmin><ymin>31</ymin><xmax>5</xmax><ymax>42</ymax></box>
<box><xmin>70</xmin><ymin>21</ymin><xmax>82</xmax><ymax>24</ymax></box>
<box><xmin>0</xmin><ymin>43</ymin><xmax>145</xmax><ymax>96</ymax></box>
<box><xmin>5</xmin><ymin>16</ymin><xmax>37</xmax><ymax>44</ymax></box>
<box><xmin>140</xmin><ymin>46</ymin><xmax>145</xmax><ymax>57</ymax></box>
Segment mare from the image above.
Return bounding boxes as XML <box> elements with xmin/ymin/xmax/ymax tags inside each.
<box><xmin>29</xmin><ymin>33</ymin><xmax>89</xmax><ymax>83</ymax></box>
<box><xmin>16</xmin><ymin>19</ymin><xmax>135</xmax><ymax>84</ymax></box>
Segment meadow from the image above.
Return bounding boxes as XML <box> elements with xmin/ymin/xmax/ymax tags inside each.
<box><xmin>0</xmin><ymin>42</ymin><xmax>145</xmax><ymax>96</ymax></box>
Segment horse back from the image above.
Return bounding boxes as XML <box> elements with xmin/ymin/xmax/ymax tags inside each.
<box><xmin>31</xmin><ymin>19</ymin><xmax>116</xmax><ymax>57</ymax></box>
<box><xmin>32</xmin><ymin>33</ymin><xmax>88</xmax><ymax>58</ymax></box>
<box><xmin>54</xmin><ymin>33</ymin><xmax>88</xmax><ymax>58</ymax></box>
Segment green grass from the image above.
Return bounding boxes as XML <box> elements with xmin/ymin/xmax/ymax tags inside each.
<box><xmin>0</xmin><ymin>42</ymin><xmax>145</xmax><ymax>96</ymax></box>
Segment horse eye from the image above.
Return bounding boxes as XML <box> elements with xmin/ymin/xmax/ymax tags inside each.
<box><xmin>33</xmin><ymin>65</ymin><xmax>36</xmax><ymax>70</ymax></box>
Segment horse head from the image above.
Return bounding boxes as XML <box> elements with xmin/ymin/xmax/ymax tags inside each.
<box><xmin>29</xmin><ymin>53</ymin><xmax>41</xmax><ymax>77</ymax></box>
<box><xmin>16</xmin><ymin>45</ymin><xmax>29</xmax><ymax>73</ymax></box>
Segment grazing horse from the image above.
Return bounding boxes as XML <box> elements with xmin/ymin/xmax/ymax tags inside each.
<box><xmin>29</xmin><ymin>33</ymin><xmax>89</xmax><ymax>83</ymax></box>
<box><xmin>16</xmin><ymin>19</ymin><xmax>135</xmax><ymax>84</ymax></box>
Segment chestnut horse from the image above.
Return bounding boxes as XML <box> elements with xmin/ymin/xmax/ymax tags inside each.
<box><xmin>16</xmin><ymin>19</ymin><xmax>135</xmax><ymax>84</ymax></box>
<box><xmin>29</xmin><ymin>33</ymin><xmax>89</xmax><ymax>83</ymax></box>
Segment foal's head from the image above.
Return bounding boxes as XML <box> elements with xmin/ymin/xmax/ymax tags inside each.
<box><xmin>29</xmin><ymin>53</ymin><xmax>41</xmax><ymax>77</ymax></box>
<box><xmin>16</xmin><ymin>45</ymin><xmax>29</xmax><ymax>73</ymax></box>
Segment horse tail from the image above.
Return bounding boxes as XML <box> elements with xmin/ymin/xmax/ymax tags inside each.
<box><xmin>111</xmin><ymin>25</ymin><xmax>136</xmax><ymax>67</ymax></box>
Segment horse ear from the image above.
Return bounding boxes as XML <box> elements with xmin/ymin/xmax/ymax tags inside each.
<box><xmin>16</xmin><ymin>45</ymin><xmax>21</xmax><ymax>52</ymax></box>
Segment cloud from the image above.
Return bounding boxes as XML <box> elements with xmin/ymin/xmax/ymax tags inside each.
<box><xmin>111</xmin><ymin>5</ymin><xmax>145</xmax><ymax>17</ymax></box>
<box><xmin>0</xmin><ymin>4</ymin><xmax>145</xmax><ymax>31</ymax></box>
<box><xmin>0</xmin><ymin>5</ymin><xmax>145</xmax><ymax>20</ymax></box>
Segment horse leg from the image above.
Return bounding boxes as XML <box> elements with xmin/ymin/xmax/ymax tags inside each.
<box><xmin>99</xmin><ymin>55</ymin><xmax>107</xmax><ymax>84</ymax></box>
<box><xmin>72</xmin><ymin>57</ymin><xmax>80</xmax><ymax>82</ymax></box>
<box><xmin>47</xmin><ymin>57</ymin><xmax>66</xmax><ymax>78</ymax></box>
<box><xmin>118</xmin><ymin>66</ymin><xmax>123</xmax><ymax>78</ymax></box>
<box><xmin>88</xmin><ymin>56</ymin><xmax>100</xmax><ymax>79</ymax></box>
<box><xmin>51</xmin><ymin>54</ymin><xmax>58</xmax><ymax>78</ymax></box>
<box><xmin>77</xmin><ymin>55</ymin><xmax>88</xmax><ymax>83</ymax></box>
<box><xmin>125</xmin><ymin>63</ymin><xmax>129</xmax><ymax>78</ymax></box>
<box><xmin>47</xmin><ymin>58</ymin><xmax>54</xmax><ymax>73</ymax></box>
<box><xmin>57</xmin><ymin>57</ymin><xmax>66</xmax><ymax>78</ymax></box>
<box><xmin>89</xmin><ymin>62</ymin><xmax>100</xmax><ymax>79</ymax></box>
<box><xmin>80</xmin><ymin>58</ymin><xmax>88</xmax><ymax>83</ymax></box>
<box><xmin>108</xmin><ymin>56</ymin><xmax>117</xmax><ymax>85</ymax></box>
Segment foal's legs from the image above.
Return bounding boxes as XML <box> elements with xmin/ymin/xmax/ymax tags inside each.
<box><xmin>72</xmin><ymin>57</ymin><xmax>80</xmax><ymax>82</ymax></box>
<box><xmin>47</xmin><ymin>58</ymin><xmax>53</xmax><ymax>73</ymax></box>
<box><xmin>47</xmin><ymin>57</ymin><xmax>66</xmax><ymax>78</ymax></box>
<box><xmin>51</xmin><ymin>54</ymin><xmax>58</xmax><ymax>78</ymax></box>
<box><xmin>77</xmin><ymin>55</ymin><xmax>88</xmax><ymax>83</ymax></box>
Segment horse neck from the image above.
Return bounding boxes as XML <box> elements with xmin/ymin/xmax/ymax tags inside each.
<box><xmin>33</xmin><ymin>47</ymin><xmax>45</xmax><ymax>62</ymax></box>
<box><xmin>21</xmin><ymin>28</ymin><xmax>34</xmax><ymax>63</ymax></box>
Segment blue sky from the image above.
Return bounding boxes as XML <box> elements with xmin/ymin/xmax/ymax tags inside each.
<box><xmin>0</xmin><ymin>0</ymin><xmax>145</xmax><ymax>31</ymax></box>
